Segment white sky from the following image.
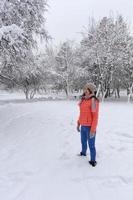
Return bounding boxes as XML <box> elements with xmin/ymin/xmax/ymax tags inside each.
<box><xmin>46</xmin><ymin>0</ymin><xmax>133</xmax><ymax>45</ymax></box>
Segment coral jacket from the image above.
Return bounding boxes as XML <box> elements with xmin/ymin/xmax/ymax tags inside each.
<box><xmin>77</xmin><ymin>97</ymin><xmax>99</xmax><ymax>133</ymax></box>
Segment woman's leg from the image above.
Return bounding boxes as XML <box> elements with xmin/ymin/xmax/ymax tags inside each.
<box><xmin>88</xmin><ymin>134</ymin><xmax>96</xmax><ymax>161</ymax></box>
<box><xmin>80</xmin><ymin>126</ymin><xmax>88</xmax><ymax>155</ymax></box>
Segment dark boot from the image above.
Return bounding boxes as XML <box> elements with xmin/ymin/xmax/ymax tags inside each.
<box><xmin>89</xmin><ymin>161</ymin><xmax>97</xmax><ymax>167</ymax></box>
<box><xmin>79</xmin><ymin>152</ymin><xmax>86</xmax><ymax>156</ymax></box>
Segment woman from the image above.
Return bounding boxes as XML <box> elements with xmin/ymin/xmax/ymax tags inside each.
<box><xmin>77</xmin><ymin>83</ymin><xmax>99</xmax><ymax>167</ymax></box>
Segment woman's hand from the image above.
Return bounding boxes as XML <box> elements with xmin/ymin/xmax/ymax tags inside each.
<box><xmin>90</xmin><ymin>132</ymin><xmax>95</xmax><ymax>138</ymax></box>
<box><xmin>77</xmin><ymin>124</ymin><xmax>80</xmax><ymax>132</ymax></box>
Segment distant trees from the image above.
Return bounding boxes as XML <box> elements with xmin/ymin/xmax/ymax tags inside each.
<box><xmin>0</xmin><ymin>6</ymin><xmax>133</xmax><ymax>101</ymax></box>
<box><xmin>48</xmin><ymin>15</ymin><xmax>133</xmax><ymax>101</ymax></box>
<box><xmin>54</xmin><ymin>41</ymin><xmax>76</xmax><ymax>96</ymax></box>
<box><xmin>78</xmin><ymin>15</ymin><xmax>133</xmax><ymax>100</ymax></box>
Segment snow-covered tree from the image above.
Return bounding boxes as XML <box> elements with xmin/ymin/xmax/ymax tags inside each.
<box><xmin>55</xmin><ymin>41</ymin><xmax>76</xmax><ymax>96</ymax></box>
<box><xmin>0</xmin><ymin>0</ymin><xmax>49</xmax><ymax>98</ymax></box>
<box><xmin>79</xmin><ymin>15</ymin><xmax>133</xmax><ymax>100</ymax></box>
<box><xmin>34</xmin><ymin>46</ymin><xmax>57</xmax><ymax>93</ymax></box>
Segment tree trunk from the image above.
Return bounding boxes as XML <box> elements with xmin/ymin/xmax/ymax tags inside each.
<box><xmin>24</xmin><ymin>87</ymin><xmax>29</xmax><ymax>99</ymax></box>
<box><xmin>96</xmin><ymin>84</ymin><xmax>101</xmax><ymax>97</ymax></box>
<box><xmin>128</xmin><ymin>84</ymin><xmax>133</xmax><ymax>102</ymax></box>
<box><xmin>102</xmin><ymin>89</ymin><xmax>108</xmax><ymax>102</ymax></box>
<box><xmin>116</xmin><ymin>88</ymin><xmax>120</xmax><ymax>98</ymax></box>
<box><xmin>30</xmin><ymin>89</ymin><xmax>36</xmax><ymax>99</ymax></box>
<box><xmin>64</xmin><ymin>88</ymin><xmax>68</xmax><ymax>97</ymax></box>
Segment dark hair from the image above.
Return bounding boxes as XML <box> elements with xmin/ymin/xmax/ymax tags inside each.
<box><xmin>82</xmin><ymin>88</ymin><xmax>92</xmax><ymax>96</ymax></box>
<box><xmin>90</xmin><ymin>95</ymin><xmax>99</xmax><ymax>101</ymax></box>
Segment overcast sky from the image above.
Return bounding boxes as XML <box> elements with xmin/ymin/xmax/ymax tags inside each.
<box><xmin>46</xmin><ymin>0</ymin><xmax>133</xmax><ymax>44</ymax></box>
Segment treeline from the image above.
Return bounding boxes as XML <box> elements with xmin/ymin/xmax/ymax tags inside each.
<box><xmin>0</xmin><ymin>1</ymin><xmax>133</xmax><ymax>101</ymax></box>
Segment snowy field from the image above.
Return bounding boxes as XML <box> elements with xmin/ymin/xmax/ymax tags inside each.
<box><xmin>0</xmin><ymin>93</ymin><xmax>133</xmax><ymax>200</ymax></box>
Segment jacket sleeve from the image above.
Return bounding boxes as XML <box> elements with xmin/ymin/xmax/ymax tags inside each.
<box><xmin>77</xmin><ymin>101</ymin><xmax>81</xmax><ymax>125</ymax></box>
<box><xmin>90</xmin><ymin>98</ymin><xmax>99</xmax><ymax>133</ymax></box>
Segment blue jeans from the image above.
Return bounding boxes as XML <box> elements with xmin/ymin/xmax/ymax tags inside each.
<box><xmin>80</xmin><ymin>126</ymin><xmax>96</xmax><ymax>161</ymax></box>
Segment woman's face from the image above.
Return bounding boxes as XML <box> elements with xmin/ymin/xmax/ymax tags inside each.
<box><xmin>84</xmin><ymin>88</ymin><xmax>91</xmax><ymax>96</ymax></box>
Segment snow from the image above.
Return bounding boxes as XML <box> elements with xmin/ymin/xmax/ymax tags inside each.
<box><xmin>0</xmin><ymin>94</ymin><xmax>133</xmax><ymax>200</ymax></box>
<box><xmin>0</xmin><ymin>91</ymin><xmax>25</xmax><ymax>100</ymax></box>
<box><xmin>0</xmin><ymin>24</ymin><xmax>24</xmax><ymax>44</ymax></box>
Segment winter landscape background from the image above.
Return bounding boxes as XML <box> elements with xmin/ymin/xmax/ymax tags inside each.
<box><xmin>0</xmin><ymin>0</ymin><xmax>133</xmax><ymax>200</ymax></box>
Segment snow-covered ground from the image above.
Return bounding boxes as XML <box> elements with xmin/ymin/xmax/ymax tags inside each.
<box><xmin>0</xmin><ymin>94</ymin><xmax>133</xmax><ymax>200</ymax></box>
